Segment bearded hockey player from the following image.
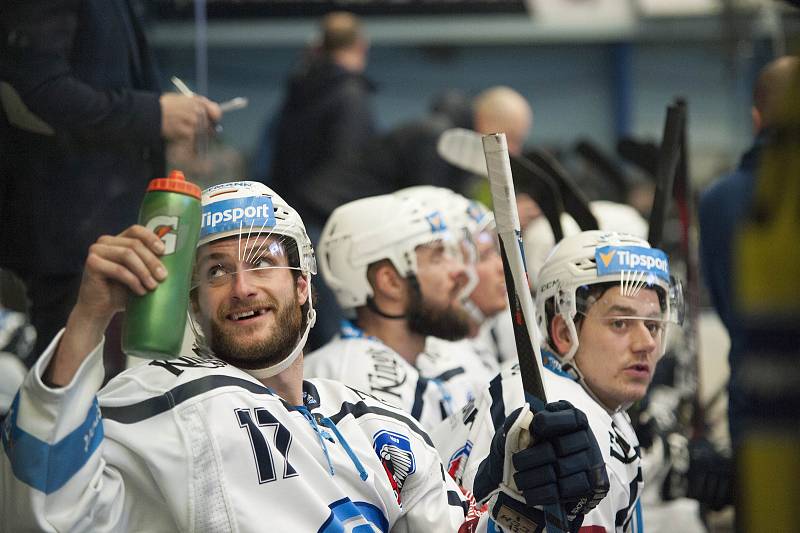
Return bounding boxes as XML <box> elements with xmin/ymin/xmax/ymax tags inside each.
<box><xmin>393</xmin><ymin>186</ymin><xmax>514</xmax><ymax>376</ymax></box>
<box><xmin>433</xmin><ymin>230</ymin><xmax>683</xmax><ymax>532</ymax></box>
<box><xmin>2</xmin><ymin>181</ymin><xmax>608</xmax><ymax>531</ymax></box>
<box><xmin>304</xmin><ymin>192</ymin><xmax>487</xmax><ymax>428</ymax></box>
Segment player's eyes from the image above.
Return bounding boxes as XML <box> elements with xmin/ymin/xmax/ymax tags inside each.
<box><xmin>251</xmin><ymin>255</ymin><xmax>275</xmax><ymax>269</ymax></box>
<box><xmin>610</xmin><ymin>319</ymin><xmax>629</xmax><ymax>330</ymax></box>
<box><xmin>206</xmin><ymin>264</ymin><xmax>230</xmax><ymax>280</ymax></box>
<box><xmin>645</xmin><ymin>321</ymin><xmax>663</xmax><ymax>335</ymax></box>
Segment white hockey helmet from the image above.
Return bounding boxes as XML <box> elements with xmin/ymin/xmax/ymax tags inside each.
<box><xmin>392</xmin><ymin>186</ymin><xmax>498</xmax><ymax>323</ymax></box>
<box><xmin>394</xmin><ymin>186</ymin><xmax>494</xmax><ymax>236</ymax></box>
<box><xmin>318</xmin><ymin>193</ymin><xmax>456</xmax><ymax>315</ymax></box>
<box><xmin>191</xmin><ymin>181</ymin><xmax>316</xmax><ymax>378</ymax></box>
<box><xmin>197</xmin><ymin>181</ymin><xmax>316</xmax><ymax>274</ymax></box>
<box><xmin>535</xmin><ymin>230</ymin><xmax>683</xmax><ymax>367</ymax></box>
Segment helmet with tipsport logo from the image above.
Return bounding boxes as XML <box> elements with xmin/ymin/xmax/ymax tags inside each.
<box><xmin>191</xmin><ymin>181</ymin><xmax>316</xmax><ymax>378</ymax></box>
<box><xmin>198</xmin><ymin>181</ymin><xmax>316</xmax><ymax>275</ymax></box>
<box><xmin>535</xmin><ymin>230</ymin><xmax>683</xmax><ymax>366</ymax></box>
<box><xmin>318</xmin><ymin>193</ymin><xmax>459</xmax><ymax>315</ymax></box>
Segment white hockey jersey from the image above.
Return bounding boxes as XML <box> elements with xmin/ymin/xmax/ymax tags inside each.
<box><xmin>1</xmin><ymin>331</ymin><xmax>499</xmax><ymax>533</ymax></box>
<box><xmin>304</xmin><ymin>322</ymin><xmax>487</xmax><ymax>431</ymax></box>
<box><xmin>432</xmin><ymin>360</ymin><xmax>645</xmax><ymax>533</ymax></box>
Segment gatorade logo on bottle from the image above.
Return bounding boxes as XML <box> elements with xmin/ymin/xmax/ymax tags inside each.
<box><xmin>146</xmin><ymin>215</ymin><xmax>179</xmax><ymax>255</ymax></box>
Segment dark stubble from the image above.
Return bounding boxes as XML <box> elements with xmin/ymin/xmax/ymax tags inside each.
<box><xmin>207</xmin><ymin>292</ymin><xmax>303</xmax><ymax>370</ymax></box>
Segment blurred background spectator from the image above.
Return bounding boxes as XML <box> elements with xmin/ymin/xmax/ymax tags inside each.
<box><xmin>0</xmin><ymin>0</ymin><xmax>219</xmax><ymax>370</ymax></box>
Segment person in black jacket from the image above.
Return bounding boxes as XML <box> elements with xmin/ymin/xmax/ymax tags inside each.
<box><xmin>0</xmin><ymin>0</ymin><xmax>221</xmax><ymax>366</ymax></box>
<box><xmin>267</xmin><ymin>11</ymin><xmax>375</xmax><ymax>349</ymax></box>
<box><xmin>268</xmin><ymin>11</ymin><xmax>375</xmax><ymax>231</ymax></box>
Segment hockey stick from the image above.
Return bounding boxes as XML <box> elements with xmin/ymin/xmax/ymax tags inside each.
<box><xmin>671</xmin><ymin>98</ymin><xmax>704</xmax><ymax>438</ymax></box>
<box><xmin>617</xmin><ymin>137</ymin><xmax>659</xmax><ymax>181</ymax></box>
<box><xmin>437</xmin><ymin>128</ymin><xmax>566</xmax><ymax>241</ymax></box>
<box><xmin>524</xmin><ymin>148</ymin><xmax>599</xmax><ymax>231</ymax></box>
<box><xmin>646</xmin><ymin>103</ymin><xmax>685</xmax><ymax>248</ymax></box>
<box><xmin>482</xmin><ymin>133</ymin><xmax>568</xmax><ymax>533</ymax></box>
<box><xmin>574</xmin><ymin>138</ymin><xmax>630</xmax><ymax>202</ymax></box>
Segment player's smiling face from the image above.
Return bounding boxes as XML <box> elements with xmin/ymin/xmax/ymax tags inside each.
<box><xmin>469</xmin><ymin>231</ymin><xmax>506</xmax><ymax>317</ymax></box>
<box><xmin>192</xmin><ymin>234</ymin><xmax>308</xmax><ymax>369</ymax></box>
<box><xmin>572</xmin><ymin>286</ymin><xmax>663</xmax><ymax>411</ymax></box>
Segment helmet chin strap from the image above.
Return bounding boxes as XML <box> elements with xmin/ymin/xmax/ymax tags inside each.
<box><xmin>243</xmin><ymin>306</ymin><xmax>316</xmax><ymax>380</ymax></box>
<box><xmin>462</xmin><ymin>298</ymin><xmax>485</xmax><ymax>325</ymax></box>
<box><xmin>366</xmin><ymin>297</ymin><xmax>406</xmax><ymax>319</ymax></box>
<box><xmin>190</xmin><ymin>274</ymin><xmax>318</xmax><ymax>380</ymax></box>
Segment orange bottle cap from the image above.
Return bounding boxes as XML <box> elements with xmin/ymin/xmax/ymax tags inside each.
<box><xmin>147</xmin><ymin>170</ymin><xmax>201</xmax><ymax>199</ymax></box>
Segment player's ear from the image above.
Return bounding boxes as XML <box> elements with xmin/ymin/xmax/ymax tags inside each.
<box><xmin>751</xmin><ymin>106</ymin><xmax>762</xmax><ymax>134</ymax></box>
<box><xmin>295</xmin><ymin>273</ymin><xmax>309</xmax><ymax>306</ymax></box>
<box><xmin>368</xmin><ymin>260</ymin><xmax>404</xmax><ymax>302</ymax></box>
<box><xmin>550</xmin><ymin>314</ymin><xmax>574</xmax><ymax>356</ymax></box>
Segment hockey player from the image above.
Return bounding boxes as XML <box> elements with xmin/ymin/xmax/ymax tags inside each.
<box><xmin>304</xmin><ymin>192</ymin><xmax>488</xmax><ymax>429</ymax></box>
<box><xmin>2</xmin><ymin>181</ymin><xmax>609</xmax><ymax>531</ymax></box>
<box><xmin>433</xmin><ymin>230</ymin><xmax>684</xmax><ymax>532</ymax></box>
<box><xmin>394</xmin><ymin>186</ymin><xmax>514</xmax><ymax>375</ymax></box>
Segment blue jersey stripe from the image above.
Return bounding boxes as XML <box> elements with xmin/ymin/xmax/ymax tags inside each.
<box><xmin>2</xmin><ymin>394</ymin><xmax>104</xmax><ymax>494</ymax></box>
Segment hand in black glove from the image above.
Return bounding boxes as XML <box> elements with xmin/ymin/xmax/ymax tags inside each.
<box><xmin>473</xmin><ymin>400</ymin><xmax>610</xmax><ymax>533</ymax></box>
<box><xmin>687</xmin><ymin>437</ymin><xmax>733</xmax><ymax>511</ymax></box>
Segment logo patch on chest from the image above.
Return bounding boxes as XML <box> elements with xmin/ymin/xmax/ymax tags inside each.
<box><xmin>372</xmin><ymin>430</ymin><xmax>416</xmax><ymax>504</ymax></box>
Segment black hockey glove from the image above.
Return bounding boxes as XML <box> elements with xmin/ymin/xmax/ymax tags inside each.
<box><xmin>659</xmin><ymin>433</ymin><xmax>733</xmax><ymax>511</ymax></box>
<box><xmin>473</xmin><ymin>400</ymin><xmax>610</xmax><ymax>533</ymax></box>
<box><xmin>686</xmin><ymin>437</ymin><xmax>733</xmax><ymax>511</ymax></box>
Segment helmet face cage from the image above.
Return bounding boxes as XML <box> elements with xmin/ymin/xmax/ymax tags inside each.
<box><xmin>319</xmin><ymin>194</ymin><xmax>461</xmax><ymax>314</ymax></box>
<box><xmin>189</xmin><ymin>181</ymin><xmax>317</xmax><ymax>366</ymax></box>
<box><xmin>535</xmin><ymin>231</ymin><xmax>683</xmax><ymax>365</ymax></box>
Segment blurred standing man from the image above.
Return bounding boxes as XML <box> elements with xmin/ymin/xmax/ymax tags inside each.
<box><xmin>268</xmin><ymin>11</ymin><xmax>376</xmax><ymax>349</ymax></box>
<box><xmin>699</xmin><ymin>55</ymin><xmax>799</xmax><ymax>446</ymax></box>
<box><xmin>0</xmin><ymin>0</ymin><xmax>221</xmax><ymax>366</ymax></box>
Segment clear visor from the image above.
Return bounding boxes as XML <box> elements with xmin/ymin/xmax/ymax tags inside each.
<box><xmin>455</xmin><ymin>227</ymin><xmax>480</xmax><ymax>301</ymax></box>
<box><xmin>573</xmin><ymin>275</ymin><xmax>684</xmax><ymax>326</ymax></box>
<box><xmin>475</xmin><ymin>230</ymin><xmax>500</xmax><ymax>260</ymax></box>
<box><xmin>415</xmin><ymin>232</ymin><xmax>467</xmax><ymax>267</ymax></box>
<box><xmin>192</xmin><ymin>234</ymin><xmax>303</xmax><ymax>290</ymax></box>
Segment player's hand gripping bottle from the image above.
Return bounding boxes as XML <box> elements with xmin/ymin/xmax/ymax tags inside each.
<box><xmin>122</xmin><ymin>170</ymin><xmax>201</xmax><ymax>359</ymax></box>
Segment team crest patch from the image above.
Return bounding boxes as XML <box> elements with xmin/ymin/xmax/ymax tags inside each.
<box><xmin>447</xmin><ymin>440</ymin><xmax>473</xmax><ymax>480</ymax></box>
<box><xmin>466</xmin><ymin>202</ymin><xmax>485</xmax><ymax>224</ymax></box>
<box><xmin>425</xmin><ymin>210</ymin><xmax>447</xmax><ymax>233</ymax></box>
<box><xmin>373</xmin><ymin>430</ymin><xmax>416</xmax><ymax>504</ymax></box>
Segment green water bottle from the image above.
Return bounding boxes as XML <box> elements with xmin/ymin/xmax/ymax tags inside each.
<box><xmin>122</xmin><ymin>170</ymin><xmax>202</xmax><ymax>359</ymax></box>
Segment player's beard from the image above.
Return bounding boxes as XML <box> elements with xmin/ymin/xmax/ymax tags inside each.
<box><xmin>406</xmin><ymin>286</ymin><xmax>470</xmax><ymax>341</ymax></box>
<box><xmin>207</xmin><ymin>292</ymin><xmax>303</xmax><ymax>370</ymax></box>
